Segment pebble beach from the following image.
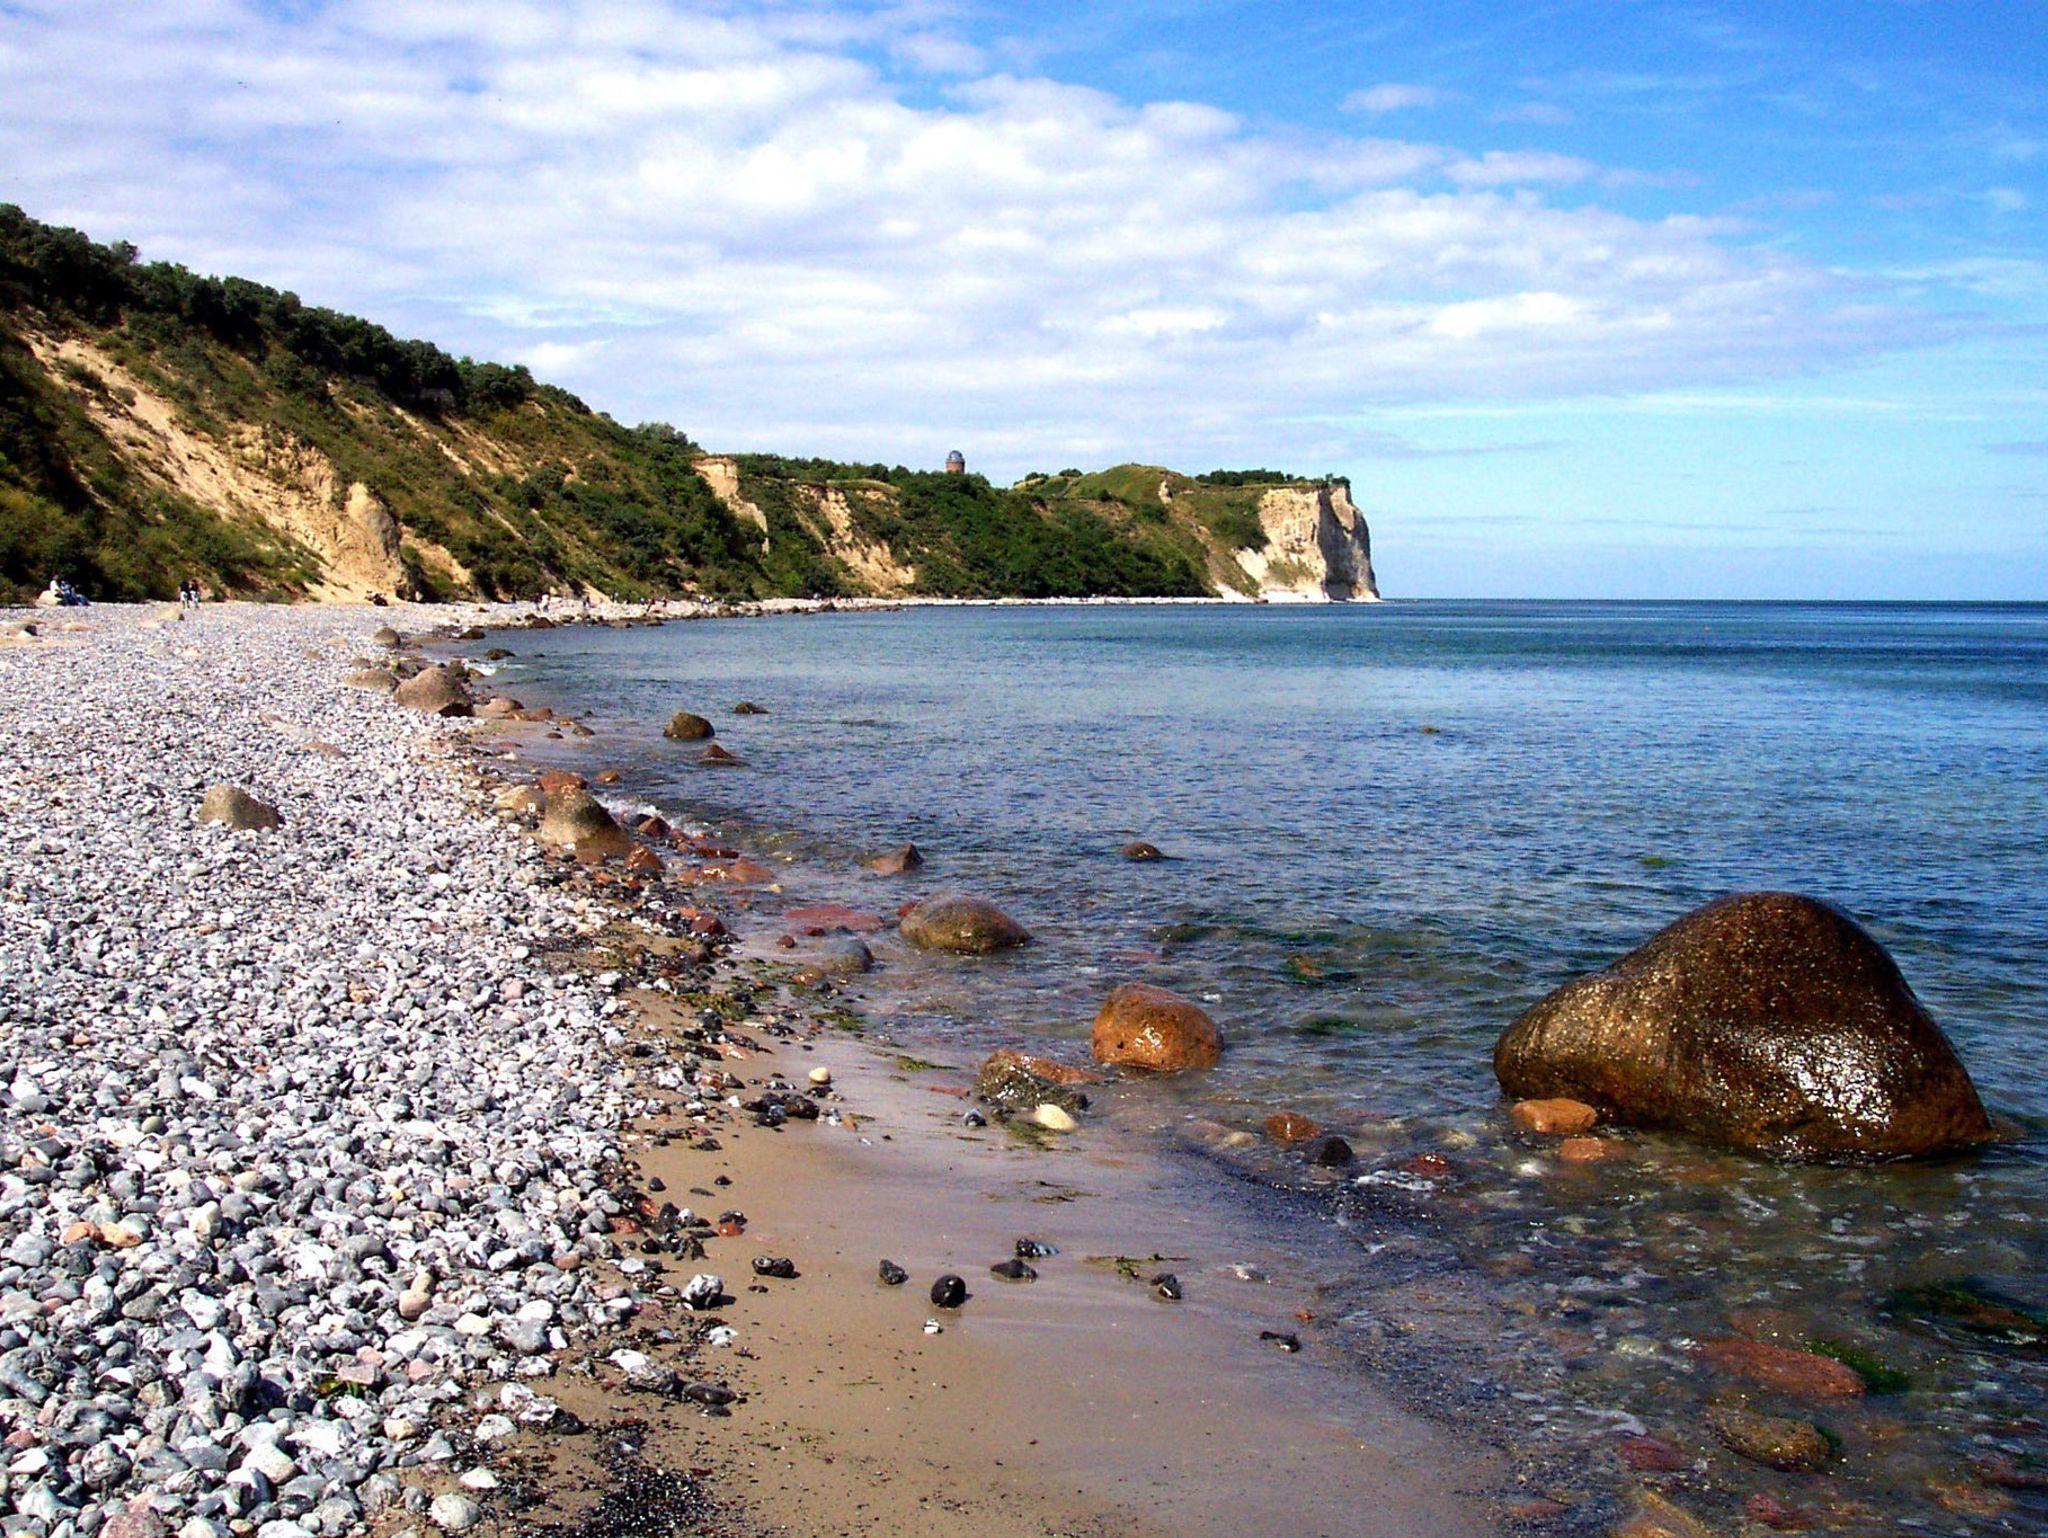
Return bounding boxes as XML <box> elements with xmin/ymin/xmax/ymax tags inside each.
<box><xmin>0</xmin><ymin>602</ymin><xmax>682</xmax><ymax>1538</ymax></box>
<box><xmin>0</xmin><ymin>601</ymin><xmax>1498</xmax><ymax>1538</ymax></box>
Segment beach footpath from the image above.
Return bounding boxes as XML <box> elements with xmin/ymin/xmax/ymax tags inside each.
<box><xmin>0</xmin><ymin>602</ymin><xmax>1501</xmax><ymax>1538</ymax></box>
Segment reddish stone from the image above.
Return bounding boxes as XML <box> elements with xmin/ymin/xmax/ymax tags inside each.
<box><xmin>625</xmin><ymin>847</ymin><xmax>664</xmax><ymax>875</ymax></box>
<box><xmin>716</xmin><ymin>1220</ymin><xmax>745</xmax><ymax>1237</ymax></box>
<box><xmin>866</xmin><ymin>842</ymin><xmax>924</xmax><ymax>875</ymax></box>
<box><xmin>609</xmin><ymin>1218</ymin><xmax>642</xmax><ymax>1236</ymax></box>
<box><xmin>1741</xmin><ymin>1494</ymin><xmax>1813</xmax><ymax>1531</ymax></box>
<box><xmin>1510</xmin><ymin>1097</ymin><xmax>1599</xmax><ymax>1135</ymax></box>
<box><xmin>1697</xmin><ymin>1339</ymin><xmax>1866</xmax><ymax>1400</ymax></box>
<box><xmin>689</xmin><ymin>914</ymin><xmax>728</xmax><ymax>937</ymax></box>
<box><xmin>1400</xmin><ymin>1152</ymin><xmax>1454</xmax><ymax>1178</ymax></box>
<box><xmin>537</xmin><ymin>769</ymin><xmax>586</xmax><ymax>795</ymax></box>
<box><xmin>777</xmin><ymin>933</ymin><xmax>797</xmax><ymax>948</ymax></box>
<box><xmin>1263</xmin><ymin>1112</ymin><xmax>1322</xmax><ymax>1144</ymax></box>
<box><xmin>1090</xmin><ymin>983</ymin><xmax>1225</xmax><ymax>1072</ymax></box>
<box><xmin>782</xmin><ymin>905</ymin><xmax>888</xmax><ymax>934</ymax></box>
<box><xmin>595</xmin><ymin>770</ymin><xmax>622</xmax><ymax>784</ymax></box>
<box><xmin>692</xmin><ymin>841</ymin><xmax>739</xmax><ymax>859</ymax></box>
<box><xmin>1618</xmin><ymin>1434</ymin><xmax>1689</xmax><ymax>1472</ymax></box>
<box><xmin>1557</xmin><ymin>1136</ymin><xmax>1617</xmax><ymax>1163</ymax></box>
<box><xmin>719</xmin><ymin>858</ymin><xmax>776</xmax><ymax>884</ymax></box>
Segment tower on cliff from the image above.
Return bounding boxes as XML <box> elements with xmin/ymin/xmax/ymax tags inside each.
<box><xmin>945</xmin><ymin>450</ymin><xmax>966</xmax><ymax>474</ymax></box>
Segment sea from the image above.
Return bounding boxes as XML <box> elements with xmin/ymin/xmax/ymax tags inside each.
<box><xmin>493</xmin><ymin>600</ymin><xmax>2048</xmax><ymax>1531</ymax></box>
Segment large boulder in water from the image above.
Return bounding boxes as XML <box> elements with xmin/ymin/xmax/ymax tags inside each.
<box><xmin>1493</xmin><ymin>893</ymin><xmax>1993</xmax><ymax>1160</ymax></box>
<box><xmin>900</xmin><ymin>893</ymin><xmax>1030</xmax><ymax>954</ymax></box>
<box><xmin>663</xmin><ymin>711</ymin><xmax>714</xmax><ymax>741</ymax></box>
<box><xmin>1091</xmin><ymin>983</ymin><xmax>1224</xmax><ymax>1072</ymax></box>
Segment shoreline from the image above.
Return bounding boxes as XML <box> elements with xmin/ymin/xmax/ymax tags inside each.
<box><xmin>0</xmin><ymin>600</ymin><xmax>1500</xmax><ymax>1538</ymax></box>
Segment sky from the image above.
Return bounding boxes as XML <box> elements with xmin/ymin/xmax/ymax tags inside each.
<box><xmin>1</xmin><ymin>0</ymin><xmax>2043</xmax><ymax>598</ymax></box>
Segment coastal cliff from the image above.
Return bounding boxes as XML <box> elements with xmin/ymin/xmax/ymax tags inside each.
<box><xmin>1239</xmin><ymin>482</ymin><xmax>1380</xmax><ymax>603</ymax></box>
<box><xmin>0</xmin><ymin>206</ymin><xmax>1371</xmax><ymax>605</ymax></box>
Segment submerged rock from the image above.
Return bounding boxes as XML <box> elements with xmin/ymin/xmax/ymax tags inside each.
<box><xmin>1121</xmin><ymin>840</ymin><xmax>1165</xmax><ymax>861</ymax></box>
<box><xmin>1706</xmin><ymin>1406</ymin><xmax>1833</xmax><ymax>1472</ymax></box>
<box><xmin>1509</xmin><ymin>1097</ymin><xmax>1598</xmax><ymax>1136</ymax></box>
<box><xmin>1091</xmin><ymin>983</ymin><xmax>1224</xmax><ymax>1072</ymax></box>
<box><xmin>196</xmin><ymin>784</ymin><xmax>282</xmax><ymax>831</ymax></box>
<box><xmin>1697</xmin><ymin>1338</ymin><xmax>1866</xmax><ymax>1400</ymax></box>
<box><xmin>1493</xmin><ymin>892</ymin><xmax>1994</xmax><ymax>1160</ymax></box>
<box><xmin>866</xmin><ymin>842</ymin><xmax>924</xmax><ymax>874</ymax></box>
<box><xmin>901</xmin><ymin>892</ymin><xmax>1030</xmax><ymax>953</ymax></box>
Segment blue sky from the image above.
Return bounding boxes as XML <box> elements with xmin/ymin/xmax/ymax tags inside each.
<box><xmin>2</xmin><ymin>0</ymin><xmax>2042</xmax><ymax>597</ymax></box>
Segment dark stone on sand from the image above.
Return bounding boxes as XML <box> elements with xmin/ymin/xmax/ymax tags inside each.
<box><xmin>878</xmin><ymin>1260</ymin><xmax>909</xmax><ymax>1286</ymax></box>
<box><xmin>1121</xmin><ymin>841</ymin><xmax>1165</xmax><ymax>861</ymax></box>
<box><xmin>664</xmin><ymin>711</ymin><xmax>715</xmax><ymax>741</ymax></box>
<box><xmin>989</xmin><ymin>1259</ymin><xmax>1036</xmax><ymax>1282</ymax></box>
<box><xmin>866</xmin><ymin>842</ymin><xmax>924</xmax><ymax>875</ymax></box>
<box><xmin>1090</xmin><ymin>983</ymin><xmax>1223</xmax><ymax>1072</ymax></box>
<box><xmin>683</xmin><ymin>1382</ymin><xmax>736</xmax><ymax>1407</ymax></box>
<box><xmin>901</xmin><ymin>892</ymin><xmax>1031</xmax><ymax>954</ymax></box>
<box><xmin>1259</xmin><ymin>1330</ymin><xmax>1301</xmax><ymax>1353</ymax></box>
<box><xmin>1494</xmin><ymin>892</ymin><xmax>1995</xmax><ymax>1160</ymax></box>
<box><xmin>1151</xmin><ymin>1273</ymin><xmax>1182</xmax><ymax>1301</ymax></box>
<box><xmin>751</xmin><ymin>1256</ymin><xmax>798</xmax><ymax>1280</ymax></box>
<box><xmin>929</xmin><ymin>1274</ymin><xmax>967</xmax><ymax>1309</ymax></box>
<box><xmin>1014</xmin><ymin>1238</ymin><xmax>1057</xmax><ymax>1259</ymax></box>
<box><xmin>1304</xmin><ymin>1134</ymin><xmax>1354</xmax><ymax>1167</ymax></box>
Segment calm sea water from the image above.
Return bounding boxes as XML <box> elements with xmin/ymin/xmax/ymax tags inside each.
<box><xmin>498</xmin><ymin>601</ymin><xmax>2048</xmax><ymax>1528</ymax></box>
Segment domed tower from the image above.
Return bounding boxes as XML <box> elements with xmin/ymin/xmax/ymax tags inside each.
<box><xmin>945</xmin><ymin>450</ymin><xmax>966</xmax><ymax>475</ymax></box>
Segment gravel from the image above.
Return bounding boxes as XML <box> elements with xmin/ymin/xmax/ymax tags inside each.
<box><xmin>0</xmin><ymin>602</ymin><xmax>677</xmax><ymax>1537</ymax></box>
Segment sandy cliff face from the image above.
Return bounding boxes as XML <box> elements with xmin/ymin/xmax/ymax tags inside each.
<box><xmin>1234</xmin><ymin>483</ymin><xmax>1380</xmax><ymax>602</ymax></box>
<box><xmin>693</xmin><ymin>456</ymin><xmax>917</xmax><ymax>592</ymax></box>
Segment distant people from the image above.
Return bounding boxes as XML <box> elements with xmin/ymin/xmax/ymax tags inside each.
<box><xmin>178</xmin><ymin>578</ymin><xmax>200</xmax><ymax>611</ymax></box>
<box><xmin>39</xmin><ymin>577</ymin><xmax>87</xmax><ymax>608</ymax></box>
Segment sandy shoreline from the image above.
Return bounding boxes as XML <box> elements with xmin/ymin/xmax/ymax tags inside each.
<box><xmin>0</xmin><ymin>597</ymin><xmax>1500</xmax><ymax>1538</ymax></box>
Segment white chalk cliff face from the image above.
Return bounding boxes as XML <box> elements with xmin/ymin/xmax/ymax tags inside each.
<box><xmin>1234</xmin><ymin>483</ymin><xmax>1380</xmax><ymax>602</ymax></box>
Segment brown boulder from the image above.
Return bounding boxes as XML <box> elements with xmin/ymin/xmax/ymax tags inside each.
<box><xmin>477</xmin><ymin>696</ymin><xmax>520</xmax><ymax>719</ymax></box>
<box><xmin>344</xmin><ymin>669</ymin><xmax>397</xmax><ymax>694</ymax></box>
<box><xmin>1494</xmin><ymin>893</ymin><xmax>1994</xmax><ymax>1160</ymax></box>
<box><xmin>1121</xmin><ymin>841</ymin><xmax>1165</xmax><ymax>861</ymax></box>
<box><xmin>538</xmin><ymin>770</ymin><xmax>587</xmax><ymax>796</ymax></box>
<box><xmin>1510</xmin><ymin>1097</ymin><xmax>1598</xmax><ymax>1136</ymax></box>
<box><xmin>196</xmin><ymin>785</ymin><xmax>282</xmax><ymax>832</ymax></box>
<box><xmin>624</xmin><ymin>846</ymin><xmax>664</xmax><ymax>875</ymax></box>
<box><xmin>392</xmin><ymin>664</ymin><xmax>473</xmax><ymax>717</ymax></box>
<box><xmin>698</xmin><ymin>743</ymin><xmax>743</xmax><ymax>766</ymax></box>
<box><xmin>982</xmin><ymin>1048</ymin><xmax>1102</xmax><ymax>1086</ymax></box>
<box><xmin>537</xmin><ymin>787</ymin><xmax>630</xmax><ymax>859</ymax></box>
<box><xmin>1697</xmin><ymin>1339</ymin><xmax>1865</xmax><ymax>1400</ymax></box>
<box><xmin>866</xmin><ymin>842</ymin><xmax>924</xmax><ymax>875</ymax></box>
<box><xmin>733</xmin><ymin>701</ymin><xmax>768</xmax><ymax>715</ymax></box>
<box><xmin>1091</xmin><ymin>983</ymin><xmax>1224</xmax><ymax>1072</ymax></box>
<box><xmin>371</xmin><ymin>626</ymin><xmax>402</xmax><ymax>648</ymax></box>
<box><xmin>663</xmin><ymin>711</ymin><xmax>714</xmax><ymax>741</ymax></box>
<box><xmin>975</xmin><ymin>1051</ymin><xmax>1092</xmax><ymax>1115</ymax></box>
<box><xmin>900</xmin><ymin>893</ymin><xmax>1031</xmax><ymax>954</ymax></box>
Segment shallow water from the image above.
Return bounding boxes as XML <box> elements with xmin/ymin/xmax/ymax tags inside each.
<box><xmin>497</xmin><ymin>601</ymin><xmax>2048</xmax><ymax>1530</ymax></box>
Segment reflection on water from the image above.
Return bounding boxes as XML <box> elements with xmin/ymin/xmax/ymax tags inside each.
<box><xmin>500</xmin><ymin>601</ymin><xmax>2048</xmax><ymax>1531</ymax></box>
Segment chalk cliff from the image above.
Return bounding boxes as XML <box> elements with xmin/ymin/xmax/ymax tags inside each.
<box><xmin>1236</xmin><ymin>482</ymin><xmax>1380</xmax><ymax>603</ymax></box>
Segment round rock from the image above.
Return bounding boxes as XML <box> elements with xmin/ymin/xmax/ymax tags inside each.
<box><xmin>1494</xmin><ymin>892</ymin><xmax>1994</xmax><ymax>1160</ymax></box>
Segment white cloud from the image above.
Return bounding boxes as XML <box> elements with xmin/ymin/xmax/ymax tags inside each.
<box><xmin>0</xmin><ymin>0</ymin><xmax>1943</xmax><ymax>474</ymax></box>
<box><xmin>1342</xmin><ymin>83</ymin><xmax>1451</xmax><ymax>116</ymax></box>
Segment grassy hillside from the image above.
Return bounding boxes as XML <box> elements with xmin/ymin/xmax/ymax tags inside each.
<box><xmin>0</xmin><ymin>205</ymin><xmax>1342</xmax><ymax>605</ymax></box>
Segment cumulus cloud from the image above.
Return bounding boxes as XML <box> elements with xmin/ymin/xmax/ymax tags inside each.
<box><xmin>0</xmin><ymin>0</ymin><xmax>1941</xmax><ymax>472</ymax></box>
